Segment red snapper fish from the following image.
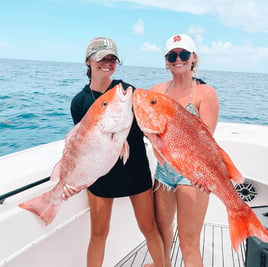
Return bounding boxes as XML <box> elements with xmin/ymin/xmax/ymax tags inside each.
<box><xmin>132</xmin><ymin>88</ymin><xmax>268</xmax><ymax>252</ymax></box>
<box><xmin>19</xmin><ymin>84</ymin><xmax>134</xmax><ymax>225</ymax></box>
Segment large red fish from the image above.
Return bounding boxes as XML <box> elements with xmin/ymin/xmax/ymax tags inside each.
<box><xmin>133</xmin><ymin>88</ymin><xmax>268</xmax><ymax>252</ymax></box>
<box><xmin>19</xmin><ymin>84</ymin><xmax>133</xmax><ymax>225</ymax></box>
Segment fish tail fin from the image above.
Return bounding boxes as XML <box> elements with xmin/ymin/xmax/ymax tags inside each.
<box><xmin>217</xmin><ymin>145</ymin><xmax>244</xmax><ymax>183</ymax></box>
<box><xmin>228</xmin><ymin>205</ymin><xmax>268</xmax><ymax>252</ymax></box>
<box><xmin>19</xmin><ymin>192</ymin><xmax>61</xmax><ymax>225</ymax></box>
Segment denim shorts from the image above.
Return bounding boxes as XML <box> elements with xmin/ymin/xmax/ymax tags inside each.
<box><xmin>154</xmin><ymin>161</ymin><xmax>191</xmax><ymax>189</ymax></box>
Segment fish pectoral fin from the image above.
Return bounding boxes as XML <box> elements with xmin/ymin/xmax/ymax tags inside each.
<box><xmin>218</xmin><ymin>145</ymin><xmax>244</xmax><ymax>183</ymax></box>
<box><xmin>148</xmin><ymin>134</ymin><xmax>167</xmax><ymax>166</ymax></box>
<box><xmin>120</xmin><ymin>140</ymin><xmax>130</xmax><ymax>165</ymax></box>
<box><xmin>153</xmin><ymin>148</ymin><xmax>165</xmax><ymax>166</ymax></box>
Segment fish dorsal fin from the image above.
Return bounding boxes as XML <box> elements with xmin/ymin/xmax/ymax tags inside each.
<box><xmin>217</xmin><ymin>145</ymin><xmax>244</xmax><ymax>183</ymax></box>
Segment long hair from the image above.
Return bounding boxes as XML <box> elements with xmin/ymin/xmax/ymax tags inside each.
<box><xmin>86</xmin><ymin>57</ymin><xmax>92</xmax><ymax>80</ymax></box>
<box><xmin>191</xmin><ymin>52</ymin><xmax>199</xmax><ymax>78</ymax></box>
<box><xmin>86</xmin><ymin>66</ymin><xmax>92</xmax><ymax>80</ymax></box>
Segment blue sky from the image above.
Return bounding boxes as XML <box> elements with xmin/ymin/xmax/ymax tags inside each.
<box><xmin>0</xmin><ymin>0</ymin><xmax>267</xmax><ymax>73</ymax></box>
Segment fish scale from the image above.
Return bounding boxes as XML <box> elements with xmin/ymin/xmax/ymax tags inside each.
<box><xmin>19</xmin><ymin>84</ymin><xmax>133</xmax><ymax>225</ymax></box>
<box><xmin>133</xmin><ymin>88</ymin><xmax>268</xmax><ymax>252</ymax></box>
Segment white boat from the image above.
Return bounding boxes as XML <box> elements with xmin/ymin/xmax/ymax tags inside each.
<box><xmin>0</xmin><ymin>122</ymin><xmax>267</xmax><ymax>267</ymax></box>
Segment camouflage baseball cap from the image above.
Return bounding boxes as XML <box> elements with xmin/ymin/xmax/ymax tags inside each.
<box><xmin>85</xmin><ymin>37</ymin><xmax>119</xmax><ymax>62</ymax></box>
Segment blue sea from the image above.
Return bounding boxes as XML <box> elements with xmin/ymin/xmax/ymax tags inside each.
<box><xmin>0</xmin><ymin>58</ymin><xmax>267</xmax><ymax>157</ymax></box>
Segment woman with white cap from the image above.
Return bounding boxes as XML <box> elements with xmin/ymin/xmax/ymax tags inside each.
<box><xmin>150</xmin><ymin>34</ymin><xmax>219</xmax><ymax>267</ymax></box>
<box><xmin>63</xmin><ymin>37</ymin><xmax>164</xmax><ymax>267</ymax></box>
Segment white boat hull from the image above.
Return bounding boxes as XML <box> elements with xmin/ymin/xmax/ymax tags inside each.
<box><xmin>0</xmin><ymin>122</ymin><xmax>268</xmax><ymax>267</ymax></box>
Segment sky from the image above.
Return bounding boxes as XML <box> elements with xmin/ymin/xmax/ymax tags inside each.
<box><xmin>0</xmin><ymin>0</ymin><xmax>267</xmax><ymax>73</ymax></box>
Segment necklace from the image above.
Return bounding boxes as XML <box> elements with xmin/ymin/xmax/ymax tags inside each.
<box><xmin>89</xmin><ymin>80</ymin><xmax>113</xmax><ymax>102</ymax></box>
<box><xmin>89</xmin><ymin>86</ymin><xmax>97</xmax><ymax>102</ymax></box>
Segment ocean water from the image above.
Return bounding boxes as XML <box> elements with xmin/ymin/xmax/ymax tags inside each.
<box><xmin>0</xmin><ymin>58</ymin><xmax>267</xmax><ymax>157</ymax></box>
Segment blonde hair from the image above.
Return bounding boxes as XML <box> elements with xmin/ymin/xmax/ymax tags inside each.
<box><xmin>191</xmin><ymin>52</ymin><xmax>199</xmax><ymax>78</ymax></box>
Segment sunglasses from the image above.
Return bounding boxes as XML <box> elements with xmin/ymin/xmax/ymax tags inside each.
<box><xmin>166</xmin><ymin>51</ymin><xmax>191</xmax><ymax>63</ymax></box>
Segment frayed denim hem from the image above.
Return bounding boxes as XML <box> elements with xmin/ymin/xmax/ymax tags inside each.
<box><xmin>153</xmin><ymin>179</ymin><xmax>176</xmax><ymax>192</ymax></box>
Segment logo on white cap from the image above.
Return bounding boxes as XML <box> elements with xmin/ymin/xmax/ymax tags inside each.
<box><xmin>164</xmin><ymin>34</ymin><xmax>196</xmax><ymax>56</ymax></box>
<box><xmin>173</xmin><ymin>35</ymin><xmax>182</xmax><ymax>42</ymax></box>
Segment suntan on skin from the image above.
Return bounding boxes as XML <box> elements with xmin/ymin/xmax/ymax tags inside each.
<box><xmin>63</xmin><ymin>37</ymin><xmax>164</xmax><ymax>267</ymax></box>
<box><xmin>149</xmin><ymin>34</ymin><xmax>219</xmax><ymax>267</ymax></box>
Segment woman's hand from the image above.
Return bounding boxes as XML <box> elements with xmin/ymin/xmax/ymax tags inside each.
<box><xmin>191</xmin><ymin>181</ymin><xmax>210</xmax><ymax>193</ymax></box>
<box><xmin>62</xmin><ymin>184</ymin><xmax>81</xmax><ymax>201</ymax></box>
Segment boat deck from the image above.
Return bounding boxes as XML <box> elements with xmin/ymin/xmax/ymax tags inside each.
<box><xmin>115</xmin><ymin>222</ymin><xmax>246</xmax><ymax>267</ymax></box>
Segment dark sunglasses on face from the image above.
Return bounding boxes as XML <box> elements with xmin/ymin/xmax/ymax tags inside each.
<box><xmin>166</xmin><ymin>50</ymin><xmax>191</xmax><ymax>63</ymax></box>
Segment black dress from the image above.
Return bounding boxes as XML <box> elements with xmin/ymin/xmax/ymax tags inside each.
<box><xmin>70</xmin><ymin>79</ymin><xmax>152</xmax><ymax>197</ymax></box>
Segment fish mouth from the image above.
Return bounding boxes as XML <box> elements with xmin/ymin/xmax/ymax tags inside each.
<box><xmin>117</xmin><ymin>84</ymin><xmax>133</xmax><ymax>101</ymax></box>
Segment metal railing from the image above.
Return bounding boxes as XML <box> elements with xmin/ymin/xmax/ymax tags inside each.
<box><xmin>0</xmin><ymin>177</ymin><xmax>50</xmax><ymax>204</ymax></box>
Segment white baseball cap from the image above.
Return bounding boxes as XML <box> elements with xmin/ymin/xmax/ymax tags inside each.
<box><xmin>164</xmin><ymin>34</ymin><xmax>196</xmax><ymax>56</ymax></box>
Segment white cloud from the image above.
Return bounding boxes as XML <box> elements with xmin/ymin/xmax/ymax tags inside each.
<box><xmin>187</xmin><ymin>25</ymin><xmax>205</xmax><ymax>46</ymax></box>
<box><xmin>198</xmin><ymin>40</ymin><xmax>268</xmax><ymax>72</ymax></box>
<box><xmin>132</xmin><ymin>19</ymin><xmax>144</xmax><ymax>35</ymax></box>
<box><xmin>216</xmin><ymin>1</ymin><xmax>268</xmax><ymax>33</ymax></box>
<box><xmin>140</xmin><ymin>42</ymin><xmax>161</xmax><ymax>52</ymax></box>
<box><xmin>96</xmin><ymin>0</ymin><xmax>268</xmax><ymax>33</ymax></box>
<box><xmin>180</xmin><ymin>23</ymin><xmax>268</xmax><ymax>72</ymax></box>
<box><xmin>188</xmin><ymin>25</ymin><xmax>205</xmax><ymax>36</ymax></box>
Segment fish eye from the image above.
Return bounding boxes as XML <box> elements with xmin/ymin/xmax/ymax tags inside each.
<box><xmin>102</xmin><ymin>101</ymin><xmax>107</xmax><ymax>107</ymax></box>
<box><xmin>151</xmin><ymin>98</ymin><xmax>157</xmax><ymax>104</ymax></box>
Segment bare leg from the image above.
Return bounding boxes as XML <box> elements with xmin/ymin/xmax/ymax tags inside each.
<box><xmin>87</xmin><ymin>191</ymin><xmax>114</xmax><ymax>267</ymax></box>
<box><xmin>130</xmin><ymin>188</ymin><xmax>165</xmax><ymax>267</ymax></box>
<box><xmin>154</xmin><ymin>181</ymin><xmax>177</xmax><ymax>267</ymax></box>
<box><xmin>176</xmin><ymin>185</ymin><xmax>209</xmax><ymax>267</ymax></box>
